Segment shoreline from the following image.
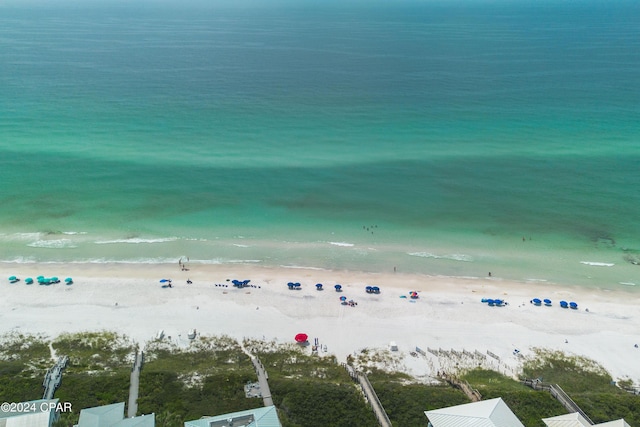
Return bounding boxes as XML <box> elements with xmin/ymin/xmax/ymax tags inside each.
<box><xmin>1</xmin><ymin>262</ymin><xmax>639</xmax><ymax>385</ymax></box>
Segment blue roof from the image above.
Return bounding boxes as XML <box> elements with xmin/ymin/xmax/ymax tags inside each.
<box><xmin>184</xmin><ymin>406</ymin><xmax>281</xmax><ymax>427</ymax></box>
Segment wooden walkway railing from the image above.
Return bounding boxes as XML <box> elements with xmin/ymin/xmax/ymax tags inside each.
<box><xmin>522</xmin><ymin>379</ymin><xmax>594</xmax><ymax>425</ymax></box>
<box><xmin>342</xmin><ymin>364</ymin><xmax>392</xmax><ymax>427</ymax></box>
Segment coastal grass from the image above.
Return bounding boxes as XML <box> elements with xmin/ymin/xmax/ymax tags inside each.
<box><xmin>462</xmin><ymin>369</ymin><xmax>566</xmax><ymax>427</ymax></box>
<box><xmin>522</xmin><ymin>349</ymin><xmax>640</xmax><ymax>426</ymax></box>
<box><xmin>52</xmin><ymin>331</ymin><xmax>136</xmax><ymax>373</ymax></box>
<box><xmin>137</xmin><ymin>335</ymin><xmax>261</xmax><ymax>427</ymax></box>
<box><xmin>247</xmin><ymin>339</ymin><xmax>378</xmax><ymax>427</ymax></box>
<box><xmin>368</xmin><ymin>368</ymin><xmax>469</xmax><ymax>427</ymax></box>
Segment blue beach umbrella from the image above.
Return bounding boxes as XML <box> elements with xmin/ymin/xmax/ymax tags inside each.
<box><xmin>25</xmin><ymin>278</ymin><xmax>34</xmax><ymax>285</ymax></box>
<box><xmin>159</xmin><ymin>279</ymin><xmax>170</xmax><ymax>283</ymax></box>
<box><xmin>340</xmin><ymin>296</ymin><xmax>347</xmax><ymax>301</ymax></box>
<box><xmin>532</xmin><ymin>298</ymin><xmax>542</xmax><ymax>305</ymax></box>
<box><xmin>316</xmin><ymin>283</ymin><xmax>323</xmax><ymax>290</ymax></box>
<box><xmin>65</xmin><ymin>277</ymin><xmax>73</xmax><ymax>284</ymax></box>
<box><xmin>559</xmin><ymin>300</ymin><xmax>569</xmax><ymax>308</ymax></box>
<box><xmin>544</xmin><ymin>299</ymin><xmax>552</xmax><ymax>305</ymax></box>
<box><xmin>334</xmin><ymin>284</ymin><xmax>342</xmax><ymax>291</ymax></box>
<box><xmin>569</xmin><ymin>302</ymin><xmax>578</xmax><ymax>309</ymax></box>
<box><xmin>494</xmin><ymin>299</ymin><xmax>504</xmax><ymax>306</ymax></box>
<box><xmin>372</xmin><ymin>286</ymin><xmax>380</xmax><ymax>293</ymax></box>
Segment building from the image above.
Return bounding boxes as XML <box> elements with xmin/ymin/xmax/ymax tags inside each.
<box><xmin>74</xmin><ymin>402</ymin><xmax>154</xmax><ymax>427</ymax></box>
<box><xmin>184</xmin><ymin>406</ymin><xmax>281</xmax><ymax>427</ymax></box>
<box><xmin>542</xmin><ymin>413</ymin><xmax>631</xmax><ymax>427</ymax></box>
<box><xmin>425</xmin><ymin>397</ymin><xmax>525</xmax><ymax>427</ymax></box>
<box><xmin>0</xmin><ymin>399</ymin><xmax>59</xmax><ymax>427</ymax></box>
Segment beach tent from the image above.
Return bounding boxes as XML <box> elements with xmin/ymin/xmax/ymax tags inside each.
<box><xmin>294</xmin><ymin>333</ymin><xmax>308</xmax><ymax>343</ymax></box>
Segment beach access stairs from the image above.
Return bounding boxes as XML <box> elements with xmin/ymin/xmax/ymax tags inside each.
<box><xmin>342</xmin><ymin>363</ymin><xmax>392</xmax><ymax>427</ymax></box>
<box><xmin>43</xmin><ymin>356</ymin><xmax>69</xmax><ymax>400</ymax></box>
<box><xmin>128</xmin><ymin>350</ymin><xmax>144</xmax><ymax>417</ymax></box>
<box><xmin>523</xmin><ymin>379</ymin><xmax>595</xmax><ymax>425</ymax></box>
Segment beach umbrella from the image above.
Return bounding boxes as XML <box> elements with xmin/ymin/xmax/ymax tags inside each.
<box><xmin>37</xmin><ymin>277</ymin><xmax>46</xmax><ymax>283</ymax></box>
<box><xmin>9</xmin><ymin>276</ymin><xmax>17</xmax><ymax>281</ymax></box>
<box><xmin>334</xmin><ymin>284</ymin><xmax>342</xmax><ymax>291</ymax></box>
<box><xmin>65</xmin><ymin>277</ymin><xmax>73</xmax><ymax>284</ymax></box>
<box><xmin>159</xmin><ymin>279</ymin><xmax>170</xmax><ymax>283</ymax></box>
<box><xmin>25</xmin><ymin>278</ymin><xmax>33</xmax><ymax>285</ymax></box>
<box><xmin>294</xmin><ymin>333</ymin><xmax>308</xmax><ymax>343</ymax></box>
<box><xmin>559</xmin><ymin>300</ymin><xmax>569</xmax><ymax>308</ymax></box>
<box><xmin>340</xmin><ymin>296</ymin><xmax>347</xmax><ymax>301</ymax></box>
<box><xmin>315</xmin><ymin>283</ymin><xmax>323</xmax><ymax>290</ymax></box>
<box><xmin>543</xmin><ymin>299</ymin><xmax>552</xmax><ymax>305</ymax></box>
<box><xmin>372</xmin><ymin>286</ymin><xmax>380</xmax><ymax>293</ymax></box>
<box><xmin>294</xmin><ymin>282</ymin><xmax>301</xmax><ymax>287</ymax></box>
<box><xmin>532</xmin><ymin>298</ymin><xmax>542</xmax><ymax>305</ymax></box>
<box><xmin>51</xmin><ymin>277</ymin><xmax>59</xmax><ymax>282</ymax></box>
<box><xmin>365</xmin><ymin>286</ymin><xmax>372</xmax><ymax>293</ymax></box>
<box><xmin>569</xmin><ymin>302</ymin><xmax>578</xmax><ymax>309</ymax></box>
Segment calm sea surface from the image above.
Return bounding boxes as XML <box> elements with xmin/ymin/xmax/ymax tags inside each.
<box><xmin>1</xmin><ymin>0</ymin><xmax>639</xmax><ymax>289</ymax></box>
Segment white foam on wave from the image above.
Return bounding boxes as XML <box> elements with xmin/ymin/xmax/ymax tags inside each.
<box><xmin>580</xmin><ymin>261</ymin><xmax>615</xmax><ymax>267</ymax></box>
<box><xmin>233</xmin><ymin>244</ymin><xmax>250</xmax><ymax>248</ymax></box>
<box><xmin>407</xmin><ymin>252</ymin><xmax>473</xmax><ymax>262</ymax></box>
<box><xmin>62</xmin><ymin>231</ymin><xmax>88</xmax><ymax>235</ymax></box>
<box><xmin>226</xmin><ymin>259</ymin><xmax>262</xmax><ymax>264</ymax></box>
<box><xmin>94</xmin><ymin>237</ymin><xmax>179</xmax><ymax>244</ymax></box>
<box><xmin>619</xmin><ymin>282</ymin><xmax>636</xmax><ymax>286</ymax></box>
<box><xmin>280</xmin><ymin>265</ymin><xmax>327</xmax><ymax>271</ymax></box>
<box><xmin>27</xmin><ymin>239</ymin><xmax>77</xmax><ymax>249</ymax></box>
<box><xmin>329</xmin><ymin>241</ymin><xmax>355</xmax><ymax>247</ymax></box>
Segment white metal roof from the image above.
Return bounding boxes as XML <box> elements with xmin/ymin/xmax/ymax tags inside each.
<box><xmin>542</xmin><ymin>412</ymin><xmax>591</xmax><ymax>427</ymax></box>
<box><xmin>424</xmin><ymin>397</ymin><xmax>525</xmax><ymax>427</ymax></box>
<box><xmin>596</xmin><ymin>420</ymin><xmax>631</xmax><ymax>427</ymax></box>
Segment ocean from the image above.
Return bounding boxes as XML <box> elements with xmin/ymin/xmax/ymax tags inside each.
<box><xmin>1</xmin><ymin>0</ymin><xmax>639</xmax><ymax>290</ymax></box>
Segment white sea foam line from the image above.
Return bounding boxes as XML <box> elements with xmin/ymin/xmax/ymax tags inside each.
<box><xmin>580</xmin><ymin>261</ymin><xmax>615</xmax><ymax>267</ymax></box>
<box><xmin>328</xmin><ymin>242</ymin><xmax>355</xmax><ymax>247</ymax></box>
<box><xmin>27</xmin><ymin>239</ymin><xmax>77</xmax><ymax>249</ymax></box>
<box><xmin>62</xmin><ymin>231</ymin><xmax>88</xmax><ymax>235</ymax></box>
<box><xmin>233</xmin><ymin>244</ymin><xmax>250</xmax><ymax>248</ymax></box>
<box><xmin>94</xmin><ymin>237</ymin><xmax>179</xmax><ymax>244</ymax></box>
<box><xmin>279</xmin><ymin>265</ymin><xmax>327</xmax><ymax>271</ymax></box>
<box><xmin>619</xmin><ymin>282</ymin><xmax>636</xmax><ymax>286</ymax></box>
<box><xmin>407</xmin><ymin>252</ymin><xmax>473</xmax><ymax>262</ymax></box>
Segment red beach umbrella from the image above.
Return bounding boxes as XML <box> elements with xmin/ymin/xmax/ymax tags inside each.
<box><xmin>294</xmin><ymin>333</ymin><xmax>308</xmax><ymax>343</ymax></box>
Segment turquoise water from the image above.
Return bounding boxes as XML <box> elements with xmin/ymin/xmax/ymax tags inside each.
<box><xmin>1</xmin><ymin>0</ymin><xmax>639</xmax><ymax>289</ymax></box>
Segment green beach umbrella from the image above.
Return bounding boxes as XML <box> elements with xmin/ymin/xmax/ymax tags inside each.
<box><xmin>65</xmin><ymin>277</ymin><xmax>73</xmax><ymax>284</ymax></box>
<box><xmin>25</xmin><ymin>278</ymin><xmax>34</xmax><ymax>284</ymax></box>
<box><xmin>9</xmin><ymin>276</ymin><xmax>17</xmax><ymax>281</ymax></box>
<box><xmin>51</xmin><ymin>276</ymin><xmax>59</xmax><ymax>282</ymax></box>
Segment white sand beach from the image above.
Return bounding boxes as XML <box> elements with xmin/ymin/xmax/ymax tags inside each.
<box><xmin>1</xmin><ymin>262</ymin><xmax>639</xmax><ymax>385</ymax></box>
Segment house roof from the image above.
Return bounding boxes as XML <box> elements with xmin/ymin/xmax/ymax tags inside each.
<box><xmin>596</xmin><ymin>420</ymin><xmax>631</xmax><ymax>427</ymax></box>
<box><xmin>543</xmin><ymin>413</ymin><xmax>631</xmax><ymax>427</ymax></box>
<box><xmin>424</xmin><ymin>397</ymin><xmax>525</xmax><ymax>427</ymax></box>
<box><xmin>77</xmin><ymin>403</ymin><xmax>125</xmax><ymax>427</ymax></box>
<box><xmin>184</xmin><ymin>406</ymin><xmax>281</xmax><ymax>427</ymax></box>
<box><xmin>542</xmin><ymin>412</ymin><xmax>591</xmax><ymax>427</ymax></box>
